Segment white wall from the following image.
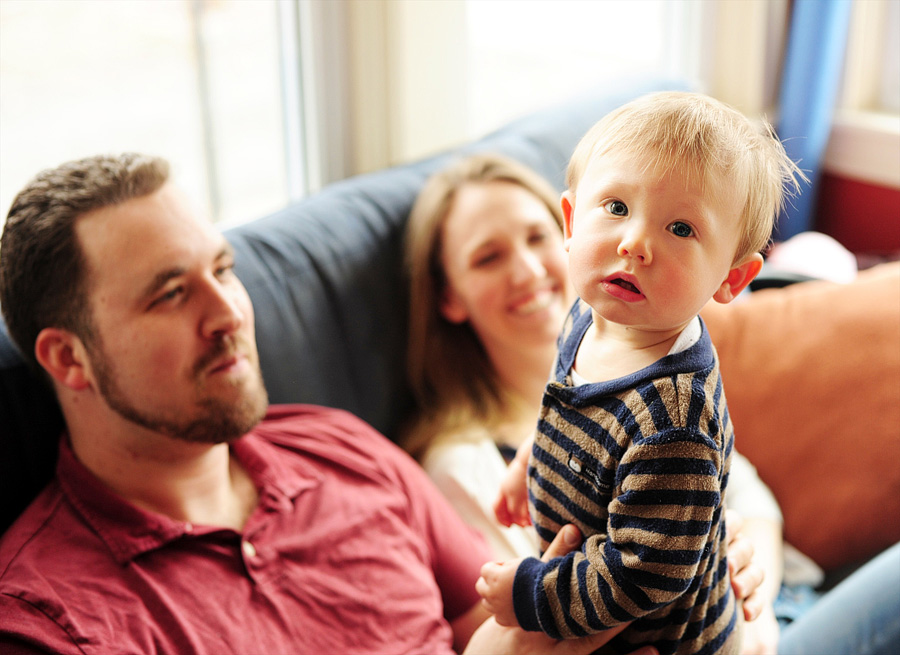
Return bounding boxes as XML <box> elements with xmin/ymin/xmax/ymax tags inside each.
<box><xmin>333</xmin><ymin>0</ymin><xmax>792</xmax><ymax>179</ymax></box>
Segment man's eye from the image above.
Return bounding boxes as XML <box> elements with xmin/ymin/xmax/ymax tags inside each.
<box><xmin>670</xmin><ymin>222</ymin><xmax>693</xmax><ymax>238</ymax></box>
<box><xmin>604</xmin><ymin>200</ymin><xmax>628</xmax><ymax>217</ymax></box>
<box><xmin>216</xmin><ymin>264</ymin><xmax>235</xmax><ymax>278</ymax></box>
<box><xmin>150</xmin><ymin>287</ymin><xmax>184</xmax><ymax>308</ymax></box>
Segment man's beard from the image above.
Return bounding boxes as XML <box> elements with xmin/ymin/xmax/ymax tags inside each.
<box><xmin>87</xmin><ymin>335</ymin><xmax>269</xmax><ymax>444</ymax></box>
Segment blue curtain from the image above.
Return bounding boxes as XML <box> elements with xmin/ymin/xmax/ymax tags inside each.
<box><xmin>776</xmin><ymin>0</ymin><xmax>854</xmax><ymax>241</ymax></box>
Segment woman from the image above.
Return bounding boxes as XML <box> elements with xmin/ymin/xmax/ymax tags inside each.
<box><xmin>403</xmin><ymin>153</ymin><xmax>568</xmax><ymax>561</ymax></box>
<box><xmin>402</xmin><ymin>153</ymin><xmax>899</xmax><ymax>655</ymax></box>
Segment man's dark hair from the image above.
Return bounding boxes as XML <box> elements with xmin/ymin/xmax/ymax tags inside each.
<box><xmin>0</xmin><ymin>153</ymin><xmax>170</xmax><ymax>373</ymax></box>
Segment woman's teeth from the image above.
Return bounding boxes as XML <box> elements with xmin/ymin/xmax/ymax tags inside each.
<box><xmin>513</xmin><ymin>290</ymin><xmax>556</xmax><ymax>315</ymax></box>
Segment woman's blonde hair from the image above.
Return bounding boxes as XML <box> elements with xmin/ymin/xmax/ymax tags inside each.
<box><xmin>402</xmin><ymin>153</ymin><xmax>562</xmax><ymax>457</ymax></box>
<box><xmin>566</xmin><ymin>91</ymin><xmax>806</xmax><ymax>263</ymax></box>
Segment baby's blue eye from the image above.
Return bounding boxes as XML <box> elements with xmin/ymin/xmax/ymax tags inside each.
<box><xmin>670</xmin><ymin>222</ymin><xmax>693</xmax><ymax>238</ymax></box>
<box><xmin>605</xmin><ymin>200</ymin><xmax>628</xmax><ymax>216</ymax></box>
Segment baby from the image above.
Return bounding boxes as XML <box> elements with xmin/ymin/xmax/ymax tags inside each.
<box><xmin>478</xmin><ymin>91</ymin><xmax>803</xmax><ymax>654</ymax></box>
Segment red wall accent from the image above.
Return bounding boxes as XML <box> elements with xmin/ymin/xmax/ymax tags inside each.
<box><xmin>814</xmin><ymin>172</ymin><xmax>900</xmax><ymax>255</ymax></box>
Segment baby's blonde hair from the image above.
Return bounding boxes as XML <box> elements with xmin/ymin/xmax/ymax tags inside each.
<box><xmin>566</xmin><ymin>91</ymin><xmax>806</xmax><ymax>262</ymax></box>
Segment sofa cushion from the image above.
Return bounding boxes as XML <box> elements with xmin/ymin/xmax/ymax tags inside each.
<box><xmin>701</xmin><ymin>263</ymin><xmax>900</xmax><ymax>571</ymax></box>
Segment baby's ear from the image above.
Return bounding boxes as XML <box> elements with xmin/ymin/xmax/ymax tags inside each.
<box><xmin>713</xmin><ymin>253</ymin><xmax>763</xmax><ymax>304</ymax></box>
<box><xmin>560</xmin><ymin>191</ymin><xmax>575</xmax><ymax>250</ymax></box>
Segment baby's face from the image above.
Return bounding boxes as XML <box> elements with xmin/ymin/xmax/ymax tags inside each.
<box><xmin>562</xmin><ymin>148</ymin><xmax>745</xmax><ymax>336</ymax></box>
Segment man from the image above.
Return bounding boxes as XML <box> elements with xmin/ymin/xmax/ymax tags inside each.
<box><xmin>0</xmin><ymin>154</ymin><xmax>662</xmax><ymax>654</ymax></box>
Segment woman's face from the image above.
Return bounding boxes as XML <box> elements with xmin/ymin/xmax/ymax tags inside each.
<box><xmin>439</xmin><ymin>181</ymin><xmax>570</xmax><ymax>360</ymax></box>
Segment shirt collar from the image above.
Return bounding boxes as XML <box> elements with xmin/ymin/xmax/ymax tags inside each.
<box><xmin>56</xmin><ymin>427</ymin><xmax>320</xmax><ymax>564</ymax></box>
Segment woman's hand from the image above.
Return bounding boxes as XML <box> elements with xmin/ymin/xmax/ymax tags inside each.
<box><xmin>725</xmin><ymin>509</ymin><xmax>783</xmax><ymax>654</ymax></box>
<box><xmin>740</xmin><ymin>605</ymin><xmax>780</xmax><ymax>655</ymax></box>
<box><xmin>725</xmin><ymin>509</ymin><xmax>768</xmax><ymax>621</ymax></box>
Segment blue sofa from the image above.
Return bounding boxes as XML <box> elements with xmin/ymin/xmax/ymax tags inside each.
<box><xmin>0</xmin><ymin>77</ymin><xmax>691</xmax><ymax>534</ymax></box>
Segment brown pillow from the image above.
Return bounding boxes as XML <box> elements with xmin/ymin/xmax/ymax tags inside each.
<box><xmin>701</xmin><ymin>262</ymin><xmax>900</xmax><ymax>572</ymax></box>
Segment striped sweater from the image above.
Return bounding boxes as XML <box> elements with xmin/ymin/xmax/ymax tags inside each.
<box><xmin>514</xmin><ymin>300</ymin><xmax>741</xmax><ymax>655</ymax></box>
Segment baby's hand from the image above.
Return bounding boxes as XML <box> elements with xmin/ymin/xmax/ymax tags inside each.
<box><xmin>476</xmin><ymin>558</ymin><xmax>523</xmax><ymax>627</ymax></box>
<box><xmin>494</xmin><ymin>436</ymin><xmax>533</xmax><ymax>527</ymax></box>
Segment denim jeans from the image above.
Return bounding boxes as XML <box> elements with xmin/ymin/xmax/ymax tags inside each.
<box><xmin>778</xmin><ymin>542</ymin><xmax>900</xmax><ymax>655</ymax></box>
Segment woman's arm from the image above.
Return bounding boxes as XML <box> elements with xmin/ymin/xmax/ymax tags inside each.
<box><xmin>424</xmin><ymin>437</ymin><xmax>538</xmax><ymax>560</ymax></box>
<box><xmin>725</xmin><ymin>451</ymin><xmax>785</xmax><ymax>654</ymax></box>
<box><xmin>727</xmin><ymin>511</ymin><xmax>783</xmax><ymax>655</ymax></box>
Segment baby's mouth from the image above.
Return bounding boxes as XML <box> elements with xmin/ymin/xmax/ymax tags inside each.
<box><xmin>611</xmin><ymin>278</ymin><xmax>640</xmax><ymax>294</ymax></box>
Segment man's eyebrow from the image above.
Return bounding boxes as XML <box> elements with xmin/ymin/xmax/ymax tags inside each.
<box><xmin>140</xmin><ymin>268</ymin><xmax>187</xmax><ymax>301</ymax></box>
<box><xmin>140</xmin><ymin>244</ymin><xmax>234</xmax><ymax>301</ymax></box>
<box><xmin>216</xmin><ymin>244</ymin><xmax>235</xmax><ymax>262</ymax></box>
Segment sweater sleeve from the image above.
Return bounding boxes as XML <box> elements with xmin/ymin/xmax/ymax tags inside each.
<box><xmin>512</xmin><ymin>427</ymin><xmax>724</xmax><ymax>638</ymax></box>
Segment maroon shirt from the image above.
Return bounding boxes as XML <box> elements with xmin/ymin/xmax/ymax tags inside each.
<box><xmin>0</xmin><ymin>405</ymin><xmax>489</xmax><ymax>654</ymax></box>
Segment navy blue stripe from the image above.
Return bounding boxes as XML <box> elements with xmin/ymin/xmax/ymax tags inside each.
<box><xmin>587</xmin><ymin>558</ymin><xmax>642</xmax><ymax>626</ymax></box>
<box><xmin>531</xmin><ymin>434</ymin><xmax>607</xmax><ymax>506</ymax></box>
<box><xmin>548</xmin><ymin>388</ymin><xmax>648</xmax><ymax>449</ymax></box>
<box><xmin>686</xmin><ymin>369</ymin><xmax>712</xmax><ymax>430</ymax></box>
<box><xmin>618</xmin><ymin>488</ymin><xmax>720</xmax><ymax>507</ymax></box>
<box><xmin>543</xmin><ymin>394</ymin><xmax>629</xmax><ymax>460</ymax></box>
<box><xmin>621</xmin><ymin>456</ymin><xmax>718</xmax><ymax>477</ymax></box>
<box><xmin>602</xmin><ymin>546</ymin><xmax>662</xmax><ymax>613</ymax></box>
<box><xmin>528</xmin><ymin>473</ymin><xmax>608</xmax><ymax>538</ymax></box>
<box><xmin>693</xmin><ymin>593</ymin><xmax>737</xmax><ymax>655</ymax></box>
<box><xmin>535</xmin><ymin>416</ymin><xmax>619</xmax><ymax>487</ymax></box>
<box><xmin>609</xmin><ymin>514</ymin><xmax>713</xmax><ymax>536</ymax></box>
<box><xmin>529</xmin><ymin>451</ymin><xmax>606</xmax><ymax>532</ymax></box>
<box><xmin>542</xmin><ymin>553</ymin><xmax>587</xmax><ymax>638</ymax></box>
<box><xmin>573</xmin><ymin>556</ymin><xmax>609</xmax><ymax>632</ymax></box>
<box><xmin>613</xmin><ymin>566</ymin><xmax>694</xmax><ymax>594</ymax></box>
<box><xmin>628</xmin><ymin>543</ymin><xmax>709</xmax><ymax>566</ymax></box>
<box><xmin>635</xmin><ymin>381</ymin><xmax>675</xmax><ymax>434</ymax></box>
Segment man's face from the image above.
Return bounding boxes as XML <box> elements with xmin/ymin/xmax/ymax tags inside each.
<box><xmin>74</xmin><ymin>183</ymin><xmax>267</xmax><ymax>443</ymax></box>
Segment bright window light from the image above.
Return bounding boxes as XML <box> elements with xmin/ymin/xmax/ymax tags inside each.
<box><xmin>0</xmin><ymin>0</ymin><xmax>291</xmax><ymax>228</ymax></box>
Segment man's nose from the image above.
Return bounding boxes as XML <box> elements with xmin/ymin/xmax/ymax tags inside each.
<box><xmin>201</xmin><ymin>281</ymin><xmax>244</xmax><ymax>339</ymax></box>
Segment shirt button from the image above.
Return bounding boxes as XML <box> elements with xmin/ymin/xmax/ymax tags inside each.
<box><xmin>242</xmin><ymin>540</ymin><xmax>257</xmax><ymax>558</ymax></box>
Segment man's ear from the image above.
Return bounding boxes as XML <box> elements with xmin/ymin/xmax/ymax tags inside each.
<box><xmin>439</xmin><ymin>287</ymin><xmax>468</xmax><ymax>324</ymax></box>
<box><xmin>713</xmin><ymin>253</ymin><xmax>764</xmax><ymax>304</ymax></box>
<box><xmin>560</xmin><ymin>191</ymin><xmax>575</xmax><ymax>250</ymax></box>
<box><xmin>34</xmin><ymin>328</ymin><xmax>92</xmax><ymax>390</ymax></box>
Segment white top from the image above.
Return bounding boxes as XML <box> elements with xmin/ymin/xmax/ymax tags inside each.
<box><xmin>421</xmin><ymin>432</ymin><xmax>539</xmax><ymax>560</ymax></box>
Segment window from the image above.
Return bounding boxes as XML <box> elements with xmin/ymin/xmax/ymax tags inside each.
<box><xmin>826</xmin><ymin>0</ymin><xmax>900</xmax><ymax>189</ymax></box>
<box><xmin>0</xmin><ymin>0</ymin><xmax>298</xmax><ymax>228</ymax></box>
<box><xmin>464</xmin><ymin>0</ymin><xmax>697</xmax><ymax>139</ymax></box>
